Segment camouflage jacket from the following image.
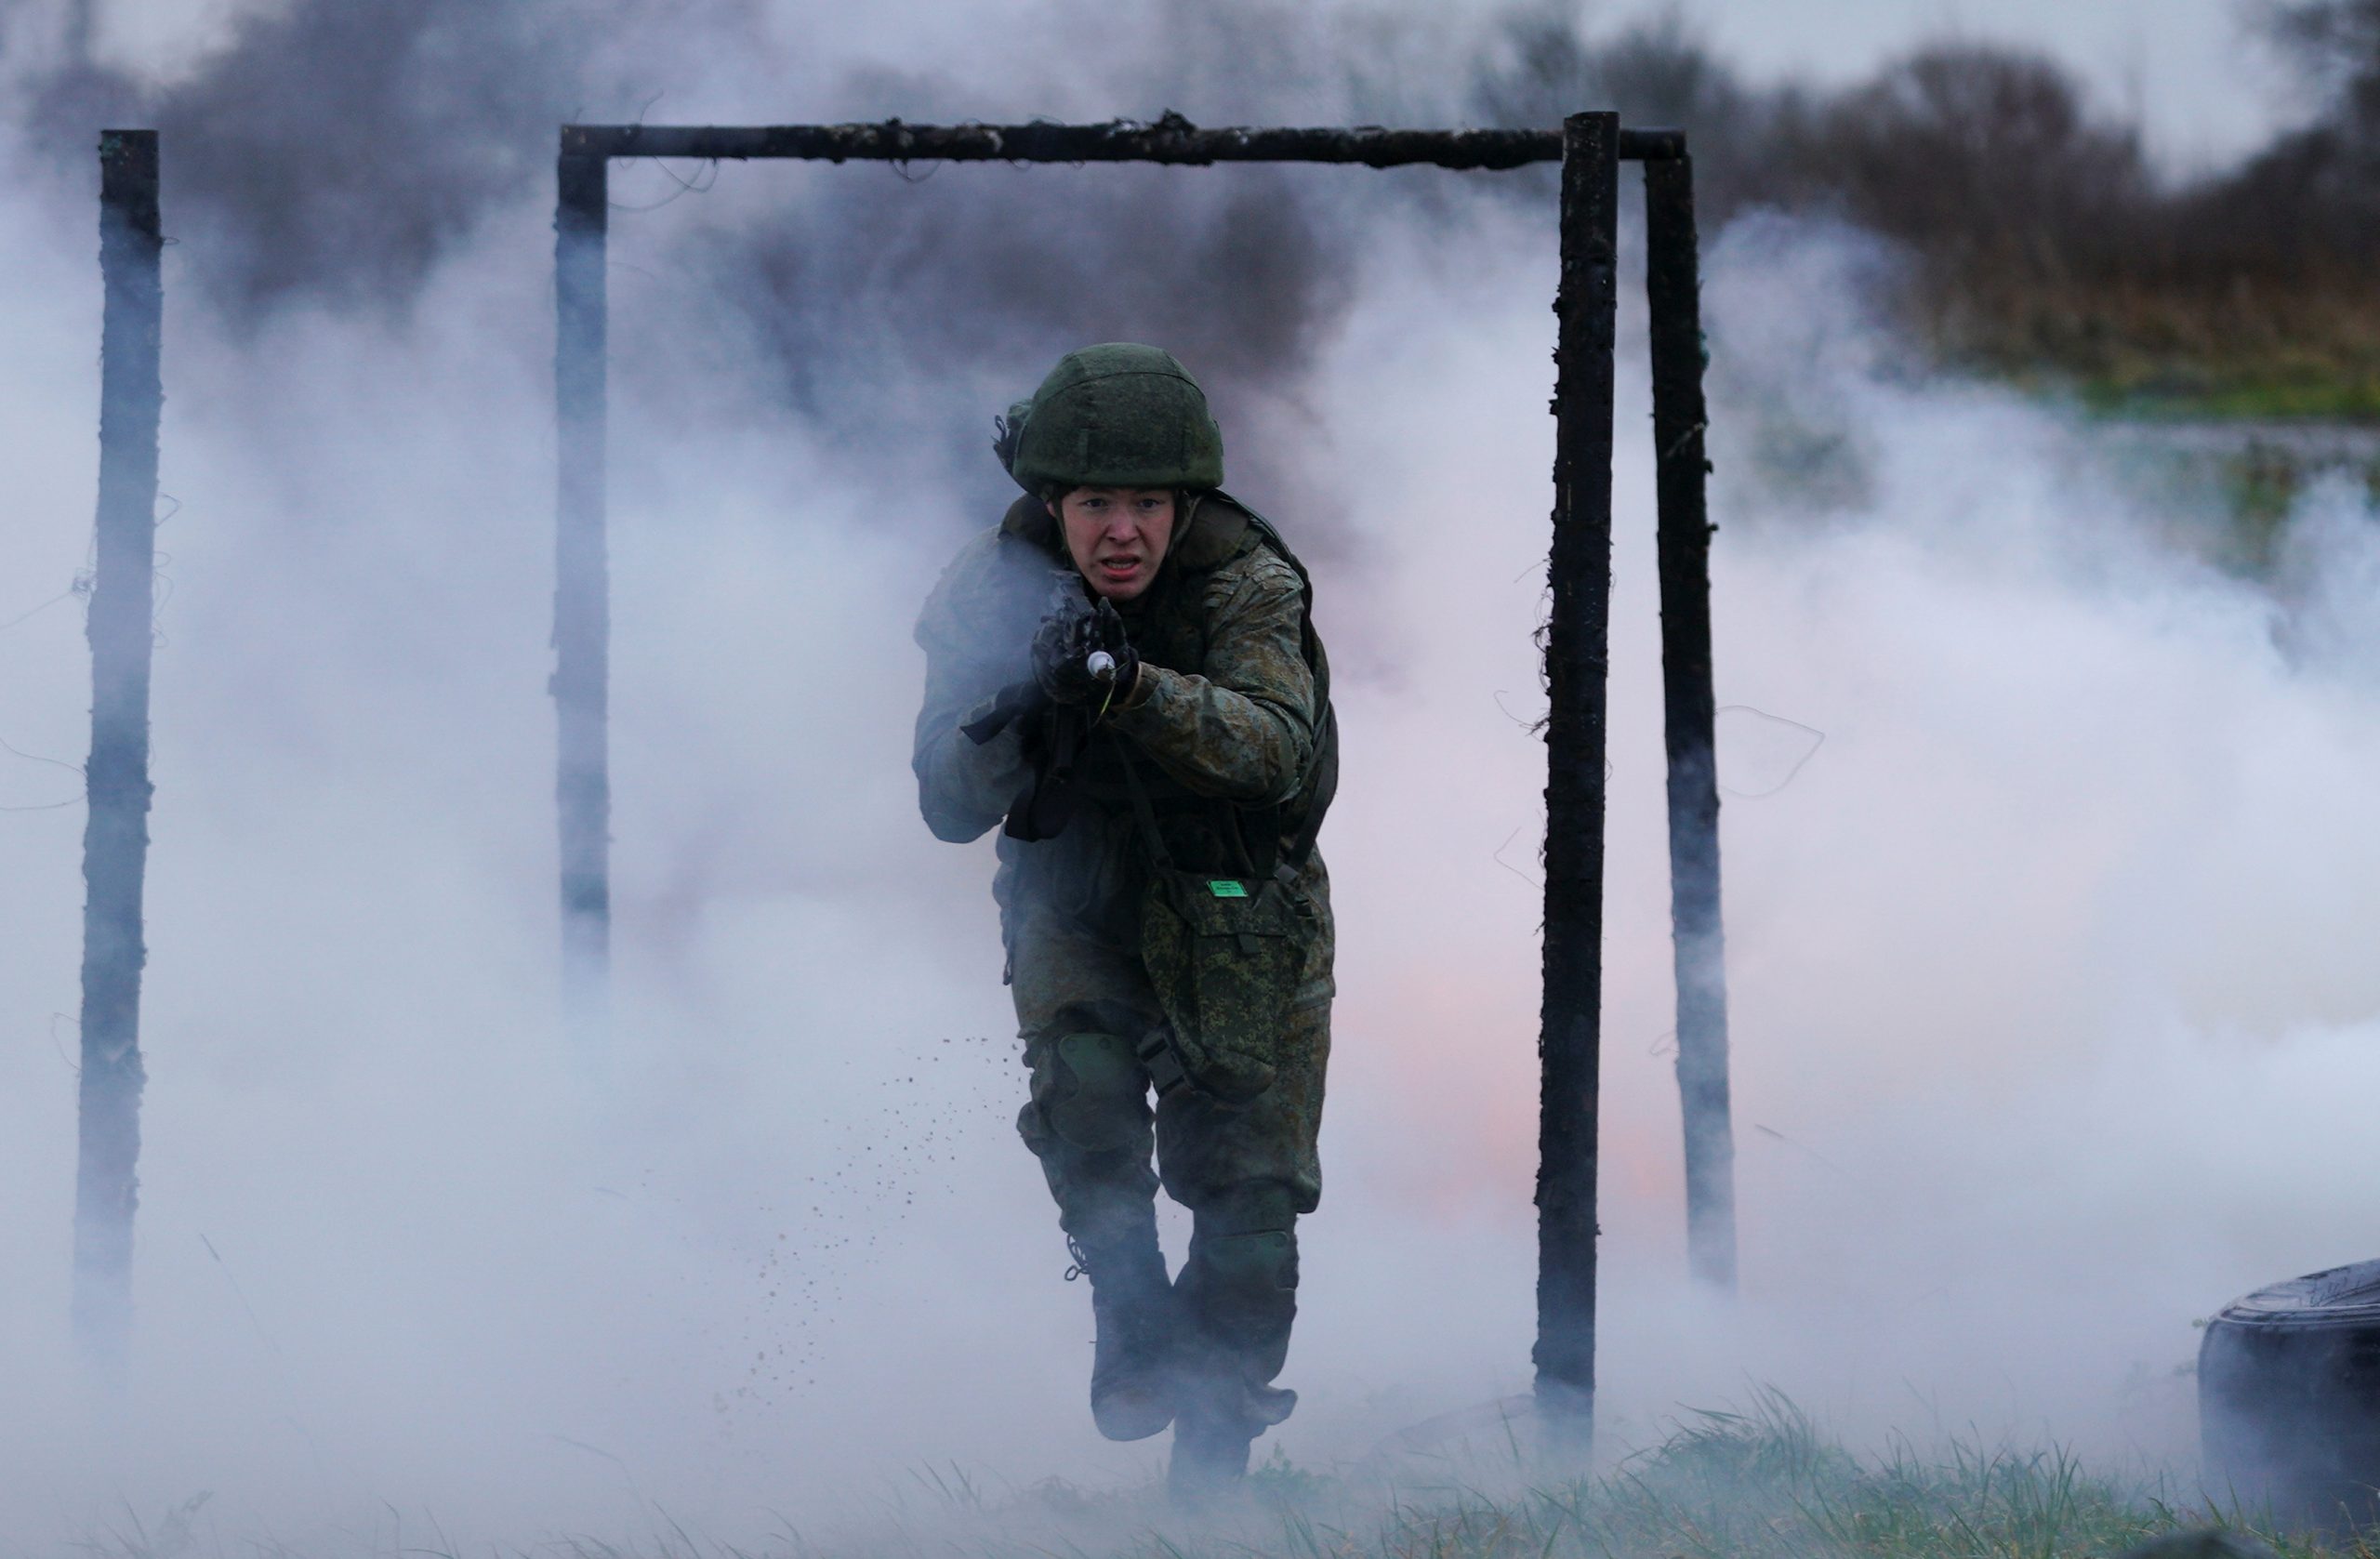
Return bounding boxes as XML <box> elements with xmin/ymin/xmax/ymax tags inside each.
<box><xmin>912</xmin><ymin>493</ymin><xmax>1333</xmax><ymax>977</ymax></box>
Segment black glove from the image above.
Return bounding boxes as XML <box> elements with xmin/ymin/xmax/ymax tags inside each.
<box><xmin>1031</xmin><ymin>596</ymin><xmax>1139</xmax><ymax>710</ymax></box>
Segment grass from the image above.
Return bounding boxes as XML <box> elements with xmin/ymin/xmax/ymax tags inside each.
<box><xmin>1904</xmin><ymin>269</ymin><xmax>2380</xmax><ymax>428</ymax></box>
<box><xmin>2078</xmin><ymin>379</ymin><xmax>2380</xmax><ymax>424</ymax></box>
<box><xmin>1342</xmin><ymin>1395</ymin><xmax>2188</xmax><ymax>1559</ymax></box>
<box><xmin>63</xmin><ymin>1394</ymin><xmax>2380</xmax><ymax>1559</ymax></box>
<box><xmin>1932</xmin><ymin>324</ymin><xmax>2380</xmax><ymax>575</ymax></box>
<box><xmin>469</xmin><ymin>1393</ymin><xmax>2370</xmax><ymax>1559</ymax></box>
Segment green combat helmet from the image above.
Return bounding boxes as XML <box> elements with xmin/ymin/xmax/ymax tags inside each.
<box><xmin>997</xmin><ymin>343</ymin><xmax>1225</xmax><ymax>496</ymax></box>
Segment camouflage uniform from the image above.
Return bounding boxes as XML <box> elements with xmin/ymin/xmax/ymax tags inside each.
<box><xmin>913</xmin><ymin>488</ymin><xmax>1333</xmax><ymax>1478</ymax></box>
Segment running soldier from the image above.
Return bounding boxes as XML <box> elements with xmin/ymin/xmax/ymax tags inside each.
<box><xmin>912</xmin><ymin>343</ymin><xmax>1337</xmax><ymax>1500</ymax></box>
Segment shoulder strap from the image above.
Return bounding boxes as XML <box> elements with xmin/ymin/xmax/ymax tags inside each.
<box><xmin>1117</xmin><ymin>745</ymin><xmax>1175</xmax><ymax>870</ymax></box>
<box><xmin>1285</xmin><ymin>707</ymin><xmax>1337</xmax><ymax>868</ymax></box>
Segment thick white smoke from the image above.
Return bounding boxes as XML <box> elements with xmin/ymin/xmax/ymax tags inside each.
<box><xmin>1</xmin><ymin>4</ymin><xmax>2377</xmax><ymax>1552</ymax></box>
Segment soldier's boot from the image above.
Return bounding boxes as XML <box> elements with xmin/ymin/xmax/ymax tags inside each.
<box><xmin>1168</xmin><ymin>1193</ymin><xmax>1300</xmax><ymax>1507</ymax></box>
<box><xmin>1023</xmin><ymin>1028</ymin><xmax>1175</xmax><ymax>1439</ymax></box>
<box><xmin>1074</xmin><ymin>1234</ymin><xmax>1182</xmax><ymax>1442</ymax></box>
<box><xmin>1169</xmin><ymin>1357</ymin><xmax>1297</xmax><ymax>1503</ymax></box>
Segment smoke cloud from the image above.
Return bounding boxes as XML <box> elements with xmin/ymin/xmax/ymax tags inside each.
<box><xmin>0</xmin><ymin>0</ymin><xmax>2376</xmax><ymax>1552</ymax></box>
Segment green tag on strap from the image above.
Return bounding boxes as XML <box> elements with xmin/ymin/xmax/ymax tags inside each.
<box><xmin>1207</xmin><ymin>879</ymin><xmax>1249</xmax><ymax>898</ymax></box>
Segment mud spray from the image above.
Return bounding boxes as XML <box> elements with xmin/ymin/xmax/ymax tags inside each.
<box><xmin>1</xmin><ymin>0</ymin><xmax>2376</xmax><ymax>1551</ymax></box>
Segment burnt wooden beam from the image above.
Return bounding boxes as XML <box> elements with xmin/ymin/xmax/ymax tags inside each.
<box><xmin>75</xmin><ymin>127</ymin><xmax>163</xmax><ymax>1368</ymax></box>
<box><xmin>562</xmin><ymin>117</ymin><xmax>1685</xmax><ymax>166</ymax></box>
<box><xmin>1644</xmin><ymin>151</ymin><xmax>1738</xmax><ymax>1294</ymax></box>
<box><xmin>554</xmin><ymin>148</ymin><xmax>609</xmax><ymax>1039</ymax></box>
<box><xmin>1535</xmin><ymin>110</ymin><xmax>1620</xmax><ymax>1451</ymax></box>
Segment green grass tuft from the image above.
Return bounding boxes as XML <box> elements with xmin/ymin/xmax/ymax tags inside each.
<box><xmin>573</xmin><ymin>1393</ymin><xmax>2360</xmax><ymax>1559</ymax></box>
<box><xmin>81</xmin><ymin>1401</ymin><xmax>2368</xmax><ymax>1559</ymax></box>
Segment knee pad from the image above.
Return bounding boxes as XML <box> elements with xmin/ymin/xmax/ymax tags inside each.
<box><xmin>1039</xmin><ymin>1031</ymin><xmax>1149</xmax><ymax>1153</ymax></box>
<box><xmin>1186</xmin><ymin>1185</ymin><xmax>1300</xmax><ymax>1301</ymax></box>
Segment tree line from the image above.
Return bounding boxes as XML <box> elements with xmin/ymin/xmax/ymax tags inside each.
<box><xmin>1472</xmin><ymin>1</ymin><xmax>2380</xmax><ymax>412</ymax></box>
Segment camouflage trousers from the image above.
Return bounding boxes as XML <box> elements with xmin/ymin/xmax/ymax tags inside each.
<box><xmin>1008</xmin><ymin>896</ymin><xmax>1330</xmax><ymax>1410</ymax></box>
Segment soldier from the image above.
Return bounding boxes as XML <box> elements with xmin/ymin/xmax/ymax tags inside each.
<box><xmin>912</xmin><ymin>343</ymin><xmax>1337</xmax><ymax>1501</ymax></box>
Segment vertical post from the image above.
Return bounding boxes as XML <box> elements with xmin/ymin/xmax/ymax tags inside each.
<box><xmin>1536</xmin><ymin>110</ymin><xmax>1619</xmax><ymax>1450</ymax></box>
<box><xmin>1644</xmin><ymin>151</ymin><xmax>1738</xmax><ymax>1294</ymax></box>
<box><xmin>554</xmin><ymin>139</ymin><xmax>610</xmax><ymax>1042</ymax></box>
<box><xmin>76</xmin><ymin>128</ymin><xmax>163</xmax><ymax>1369</ymax></box>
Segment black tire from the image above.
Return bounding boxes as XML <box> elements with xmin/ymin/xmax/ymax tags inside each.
<box><xmin>2202</xmin><ymin>1260</ymin><xmax>2380</xmax><ymax>1532</ymax></box>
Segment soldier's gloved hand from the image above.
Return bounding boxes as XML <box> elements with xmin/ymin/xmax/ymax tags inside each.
<box><xmin>1032</xmin><ymin>598</ymin><xmax>1141</xmax><ymax>709</ymax></box>
<box><xmin>1032</xmin><ymin>600</ymin><xmax>1104</xmax><ymax>706</ymax></box>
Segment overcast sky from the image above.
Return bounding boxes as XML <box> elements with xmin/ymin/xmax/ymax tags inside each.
<box><xmin>97</xmin><ymin>0</ymin><xmax>2294</xmax><ymax>175</ymax></box>
<box><xmin>1674</xmin><ymin>0</ymin><xmax>2289</xmax><ymax>170</ymax></box>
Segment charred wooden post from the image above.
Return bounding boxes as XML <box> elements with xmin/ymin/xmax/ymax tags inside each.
<box><xmin>1536</xmin><ymin>110</ymin><xmax>1620</xmax><ymax>1450</ymax></box>
<box><xmin>554</xmin><ymin>146</ymin><xmax>610</xmax><ymax>1041</ymax></box>
<box><xmin>75</xmin><ymin>128</ymin><xmax>163</xmax><ymax>1368</ymax></box>
<box><xmin>1644</xmin><ymin>151</ymin><xmax>1738</xmax><ymax>1294</ymax></box>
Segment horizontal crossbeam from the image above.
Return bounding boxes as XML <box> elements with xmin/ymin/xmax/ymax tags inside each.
<box><xmin>560</xmin><ymin>116</ymin><xmax>1685</xmax><ymax>167</ymax></box>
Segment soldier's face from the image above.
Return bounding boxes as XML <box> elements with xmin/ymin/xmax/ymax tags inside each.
<box><xmin>1051</xmin><ymin>486</ymin><xmax>1176</xmax><ymax>601</ymax></box>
